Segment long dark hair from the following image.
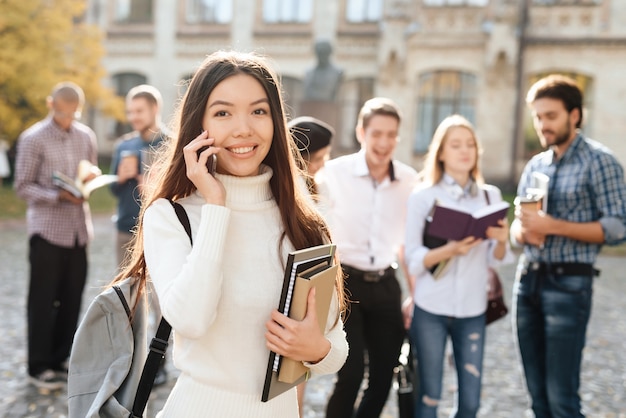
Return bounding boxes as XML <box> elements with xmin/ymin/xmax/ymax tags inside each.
<box><xmin>113</xmin><ymin>51</ymin><xmax>346</xmax><ymax>318</ymax></box>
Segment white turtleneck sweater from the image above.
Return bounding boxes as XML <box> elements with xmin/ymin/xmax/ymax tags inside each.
<box><xmin>143</xmin><ymin>166</ymin><xmax>348</xmax><ymax>417</ymax></box>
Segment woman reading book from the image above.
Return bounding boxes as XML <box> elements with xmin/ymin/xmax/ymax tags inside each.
<box><xmin>111</xmin><ymin>51</ymin><xmax>348</xmax><ymax>417</ymax></box>
<box><xmin>403</xmin><ymin>115</ymin><xmax>513</xmax><ymax>418</ymax></box>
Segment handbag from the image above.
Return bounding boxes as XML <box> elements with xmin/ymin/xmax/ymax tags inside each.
<box><xmin>481</xmin><ymin>189</ymin><xmax>508</xmax><ymax>325</ymax></box>
<box><xmin>422</xmin><ymin>200</ymin><xmax>449</xmax><ymax>277</ymax></box>
<box><xmin>486</xmin><ymin>267</ymin><xmax>508</xmax><ymax>325</ymax></box>
<box><xmin>395</xmin><ymin>339</ymin><xmax>416</xmax><ymax>418</ymax></box>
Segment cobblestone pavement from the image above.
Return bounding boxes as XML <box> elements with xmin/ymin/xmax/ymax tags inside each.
<box><xmin>1</xmin><ymin>214</ymin><xmax>625</xmax><ymax>417</ymax></box>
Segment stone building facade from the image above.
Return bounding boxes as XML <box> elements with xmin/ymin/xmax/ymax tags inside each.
<box><xmin>85</xmin><ymin>0</ymin><xmax>626</xmax><ymax>188</ymax></box>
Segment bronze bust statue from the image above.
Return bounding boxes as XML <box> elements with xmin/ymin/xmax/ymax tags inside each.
<box><xmin>303</xmin><ymin>40</ymin><xmax>343</xmax><ymax>101</ymax></box>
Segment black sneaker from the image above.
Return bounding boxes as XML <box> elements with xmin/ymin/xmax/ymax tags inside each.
<box><xmin>28</xmin><ymin>369</ymin><xmax>66</xmax><ymax>390</ymax></box>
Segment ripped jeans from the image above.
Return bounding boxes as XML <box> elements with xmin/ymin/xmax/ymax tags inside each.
<box><xmin>409</xmin><ymin>305</ymin><xmax>485</xmax><ymax>418</ymax></box>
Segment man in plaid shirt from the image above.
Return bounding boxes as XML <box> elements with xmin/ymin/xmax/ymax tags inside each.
<box><xmin>511</xmin><ymin>74</ymin><xmax>626</xmax><ymax>418</ymax></box>
<box><xmin>14</xmin><ymin>81</ymin><xmax>98</xmax><ymax>390</ymax></box>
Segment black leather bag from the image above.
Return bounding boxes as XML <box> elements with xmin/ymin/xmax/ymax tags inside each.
<box><xmin>486</xmin><ymin>267</ymin><xmax>508</xmax><ymax>325</ymax></box>
<box><xmin>423</xmin><ymin>205</ymin><xmax>448</xmax><ymax>274</ymax></box>
<box><xmin>395</xmin><ymin>339</ymin><xmax>417</xmax><ymax>418</ymax></box>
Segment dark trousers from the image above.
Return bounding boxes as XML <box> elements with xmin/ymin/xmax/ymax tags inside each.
<box><xmin>326</xmin><ymin>266</ymin><xmax>405</xmax><ymax>418</ymax></box>
<box><xmin>28</xmin><ymin>235</ymin><xmax>87</xmax><ymax>376</ymax></box>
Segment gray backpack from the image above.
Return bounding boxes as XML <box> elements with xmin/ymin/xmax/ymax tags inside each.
<box><xmin>67</xmin><ymin>200</ymin><xmax>191</xmax><ymax>417</ymax></box>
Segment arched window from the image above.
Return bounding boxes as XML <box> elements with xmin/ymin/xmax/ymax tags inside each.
<box><xmin>280</xmin><ymin>76</ymin><xmax>304</xmax><ymax>119</ymax></box>
<box><xmin>336</xmin><ymin>77</ymin><xmax>374</xmax><ymax>150</ymax></box>
<box><xmin>112</xmin><ymin>72</ymin><xmax>147</xmax><ymax>137</ymax></box>
<box><xmin>414</xmin><ymin>71</ymin><xmax>477</xmax><ymax>153</ymax></box>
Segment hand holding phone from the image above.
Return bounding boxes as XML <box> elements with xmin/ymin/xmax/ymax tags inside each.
<box><xmin>197</xmin><ymin>146</ymin><xmax>217</xmax><ymax>175</ymax></box>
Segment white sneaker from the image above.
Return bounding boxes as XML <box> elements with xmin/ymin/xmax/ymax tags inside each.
<box><xmin>28</xmin><ymin>369</ymin><xmax>66</xmax><ymax>390</ymax></box>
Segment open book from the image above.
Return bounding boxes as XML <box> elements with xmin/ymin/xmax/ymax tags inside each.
<box><xmin>52</xmin><ymin>160</ymin><xmax>118</xmax><ymax>199</ymax></box>
<box><xmin>261</xmin><ymin>244</ymin><xmax>336</xmax><ymax>402</ymax></box>
<box><xmin>427</xmin><ymin>201</ymin><xmax>510</xmax><ymax>241</ymax></box>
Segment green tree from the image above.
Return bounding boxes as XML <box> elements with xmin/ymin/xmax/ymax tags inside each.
<box><xmin>0</xmin><ymin>0</ymin><xmax>124</xmax><ymax>146</ymax></box>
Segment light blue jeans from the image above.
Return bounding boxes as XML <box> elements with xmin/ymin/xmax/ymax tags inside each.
<box><xmin>513</xmin><ymin>265</ymin><xmax>593</xmax><ymax>418</ymax></box>
<box><xmin>409</xmin><ymin>305</ymin><xmax>485</xmax><ymax>418</ymax></box>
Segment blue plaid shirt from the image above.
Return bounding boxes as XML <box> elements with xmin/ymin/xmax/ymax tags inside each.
<box><xmin>517</xmin><ymin>133</ymin><xmax>626</xmax><ymax>264</ymax></box>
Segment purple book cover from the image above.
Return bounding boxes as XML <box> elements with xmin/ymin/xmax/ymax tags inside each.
<box><xmin>427</xmin><ymin>201</ymin><xmax>509</xmax><ymax>241</ymax></box>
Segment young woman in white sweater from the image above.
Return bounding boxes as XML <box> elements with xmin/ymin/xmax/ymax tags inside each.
<box><xmin>112</xmin><ymin>51</ymin><xmax>348</xmax><ymax>417</ymax></box>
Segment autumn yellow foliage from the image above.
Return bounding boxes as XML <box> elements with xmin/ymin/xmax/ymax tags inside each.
<box><xmin>0</xmin><ymin>0</ymin><xmax>124</xmax><ymax>146</ymax></box>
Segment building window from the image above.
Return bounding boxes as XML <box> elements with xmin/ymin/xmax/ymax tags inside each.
<box><xmin>114</xmin><ymin>0</ymin><xmax>153</xmax><ymax>23</ymax></box>
<box><xmin>112</xmin><ymin>72</ymin><xmax>147</xmax><ymax>137</ymax></box>
<box><xmin>335</xmin><ymin>77</ymin><xmax>374</xmax><ymax>150</ymax></box>
<box><xmin>533</xmin><ymin>0</ymin><xmax>600</xmax><ymax>4</ymax></box>
<box><xmin>423</xmin><ymin>0</ymin><xmax>488</xmax><ymax>6</ymax></box>
<box><xmin>414</xmin><ymin>71</ymin><xmax>477</xmax><ymax>153</ymax></box>
<box><xmin>263</xmin><ymin>0</ymin><xmax>312</xmax><ymax>23</ymax></box>
<box><xmin>346</xmin><ymin>0</ymin><xmax>383</xmax><ymax>22</ymax></box>
<box><xmin>185</xmin><ymin>0</ymin><xmax>232</xmax><ymax>24</ymax></box>
<box><xmin>280</xmin><ymin>76</ymin><xmax>304</xmax><ymax>118</ymax></box>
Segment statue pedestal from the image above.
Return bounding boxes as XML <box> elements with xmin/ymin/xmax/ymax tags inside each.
<box><xmin>298</xmin><ymin>101</ymin><xmax>341</xmax><ymax>133</ymax></box>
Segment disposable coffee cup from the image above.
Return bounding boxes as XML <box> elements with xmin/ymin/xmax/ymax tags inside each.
<box><xmin>514</xmin><ymin>196</ymin><xmax>541</xmax><ymax>210</ymax></box>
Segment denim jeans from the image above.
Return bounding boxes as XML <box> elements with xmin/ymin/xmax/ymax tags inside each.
<box><xmin>409</xmin><ymin>305</ymin><xmax>485</xmax><ymax>418</ymax></box>
<box><xmin>513</xmin><ymin>263</ymin><xmax>593</xmax><ymax>418</ymax></box>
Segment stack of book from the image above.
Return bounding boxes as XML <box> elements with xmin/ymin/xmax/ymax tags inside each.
<box><xmin>261</xmin><ymin>244</ymin><xmax>338</xmax><ymax>402</ymax></box>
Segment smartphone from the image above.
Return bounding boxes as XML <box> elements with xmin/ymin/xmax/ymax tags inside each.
<box><xmin>197</xmin><ymin>146</ymin><xmax>217</xmax><ymax>175</ymax></box>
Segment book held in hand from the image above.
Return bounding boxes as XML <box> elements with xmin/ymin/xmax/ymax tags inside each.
<box><xmin>261</xmin><ymin>244</ymin><xmax>337</xmax><ymax>402</ymax></box>
<box><xmin>52</xmin><ymin>160</ymin><xmax>118</xmax><ymax>199</ymax></box>
<box><xmin>277</xmin><ymin>263</ymin><xmax>338</xmax><ymax>384</ymax></box>
<box><xmin>427</xmin><ymin>201</ymin><xmax>510</xmax><ymax>241</ymax></box>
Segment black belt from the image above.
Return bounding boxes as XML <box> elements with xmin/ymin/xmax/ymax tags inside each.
<box><xmin>525</xmin><ymin>262</ymin><xmax>600</xmax><ymax>277</ymax></box>
<box><xmin>342</xmin><ymin>264</ymin><xmax>396</xmax><ymax>283</ymax></box>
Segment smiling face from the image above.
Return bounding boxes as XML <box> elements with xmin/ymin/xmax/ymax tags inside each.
<box><xmin>439</xmin><ymin>126</ymin><xmax>478</xmax><ymax>181</ymax></box>
<box><xmin>358</xmin><ymin>114</ymin><xmax>399</xmax><ymax>173</ymax></box>
<box><xmin>202</xmin><ymin>74</ymin><xmax>274</xmax><ymax>177</ymax></box>
<box><xmin>127</xmin><ymin>97</ymin><xmax>159</xmax><ymax>138</ymax></box>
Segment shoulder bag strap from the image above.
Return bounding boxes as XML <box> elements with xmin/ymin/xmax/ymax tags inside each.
<box><xmin>130</xmin><ymin>199</ymin><xmax>192</xmax><ymax>418</ymax></box>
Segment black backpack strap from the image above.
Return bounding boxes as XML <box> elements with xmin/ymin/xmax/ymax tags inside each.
<box><xmin>130</xmin><ymin>199</ymin><xmax>192</xmax><ymax>418</ymax></box>
<box><xmin>169</xmin><ymin>199</ymin><xmax>193</xmax><ymax>246</ymax></box>
<box><xmin>113</xmin><ymin>285</ymin><xmax>131</xmax><ymax>318</ymax></box>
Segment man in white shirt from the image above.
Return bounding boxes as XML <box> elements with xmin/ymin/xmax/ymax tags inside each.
<box><xmin>318</xmin><ymin>97</ymin><xmax>419</xmax><ymax>418</ymax></box>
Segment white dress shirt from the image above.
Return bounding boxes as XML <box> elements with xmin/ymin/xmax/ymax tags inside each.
<box><xmin>317</xmin><ymin>150</ymin><xmax>419</xmax><ymax>271</ymax></box>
